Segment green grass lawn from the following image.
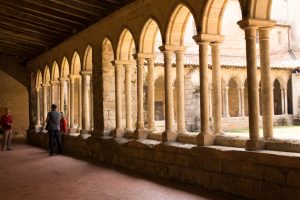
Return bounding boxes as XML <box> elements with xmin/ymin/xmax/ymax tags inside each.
<box><xmin>225</xmin><ymin>125</ymin><xmax>300</xmax><ymax>139</ymax></box>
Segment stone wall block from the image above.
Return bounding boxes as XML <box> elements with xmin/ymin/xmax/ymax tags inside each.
<box><xmin>210</xmin><ymin>173</ymin><xmax>227</xmax><ymax>192</ymax></box>
<box><xmin>204</xmin><ymin>158</ymin><xmax>223</xmax><ymax>173</ymax></box>
<box><xmin>262</xmin><ymin>166</ymin><xmax>287</xmax><ymax>184</ymax></box>
<box><xmin>242</xmin><ymin>164</ymin><xmax>264</xmax><ymax>180</ymax></box>
<box><xmin>119</xmin><ymin>146</ymin><xmax>137</xmax><ymax>158</ymax></box>
<box><xmin>188</xmin><ymin>156</ymin><xmax>204</xmax><ymax>170</ymax></box>
<box><xmin>195</xmin><ymin>170</ymin><xmax>211</xmax><ymax>188</ymax></box>
<box><xmin>258</xmin><ymin>182</ymin><xmax>285</xmax><ymax>200</ymax></box>
<box><xmin>287</xmin><ymin>170</ymin><xmax>300</xmax><ymax>187</ymax></box>
<box><xmin>222</xmin><ymin>160</ymin><xmax>242</xmax><ymax>176</ymax></box>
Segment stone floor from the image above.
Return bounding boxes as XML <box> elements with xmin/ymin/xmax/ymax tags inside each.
<box><xmin>0</xmin><ymin>141</ymin><xmax>243</xmax><ymax>200</ymax></box>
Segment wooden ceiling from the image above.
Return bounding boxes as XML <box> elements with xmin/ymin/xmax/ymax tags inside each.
<box><xmin>0</xmin><ymin>0</ymin><xmax>135</xmax><ymax>60</ymax></box>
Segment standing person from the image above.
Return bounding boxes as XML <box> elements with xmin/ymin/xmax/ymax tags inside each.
<box><xmin>46</xmin><ymin>104</ymin><xmax>61</xmax><ymax>156</ymax></box>
<box><xmin>60</xmin><ymin>112</ymin><xmax>68</xmax><ymax>150</ymax></box>
<box><xmin>1</xmin><ymin>108</ymin><xmax>13</xmax><ymax>151</ymax></box>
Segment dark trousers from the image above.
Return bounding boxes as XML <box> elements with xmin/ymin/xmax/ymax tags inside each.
<box><xmin>48</xmin><ymin>130</ymin><xmax>61</xmax><ymax>154</ymax></box>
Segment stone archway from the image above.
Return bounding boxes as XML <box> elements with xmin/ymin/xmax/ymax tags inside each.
<box><xmin>274</xmin><ymin>79</ymin><xmax>282</xmax><ymax>115</ymax></box>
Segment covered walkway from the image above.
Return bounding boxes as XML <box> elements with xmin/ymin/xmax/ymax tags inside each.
<box><xmin>0</xmin><ymin>141</ymin><xmax>240</xmax><ymax>200</ymax></box>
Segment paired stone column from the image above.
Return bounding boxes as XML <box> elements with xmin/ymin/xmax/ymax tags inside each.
<box><xmin>238</xmin><ymin>87</ymin><xmax>245</xmax><ymax>117</ymax></box>
<box><xmin>50</xmin><ymin>81</ymin><xmax>57</xmax><ymax>106</ymax></box>
<box><xmin>284</xmin><ymin>87</ymin><xmax>288</xmax><ymax>114</ymax></box>
<box><xmin>42</xmin><ymin>83</ymin><xmax>49</xmax><ymax>125</ymax></box>
<box><xmin>113</xmin><ymin>61</ymin><xmax>123</xmax><ymax>137</ymax></box>
<box><xmin>59</xmin><ymin>78</ymin><xmax>67</xmax><ymax>112</ymax></box>
<box><xmin>208</xmin><ymin>85</ymin><xmax>213</xmax><ymax>119</ymax></box>
<box><xmin>81</xmin><ymin>71</ymin><xmax>92</xmax><ymax>135</ymax></box>
<box><xmin>223</xmin><ymin>86</ymin><xmax>230</xmax><ymax>118</ymax></box>
<box><xmin>259</xmin><ymin>26</ymin><xmax>275</xmax><ymax>139</ymax></box>
<box><xmin>175</xmin><ymin>47</ymin><xmax>187</xmax><ymax>133</ymax></box>
<box><xmin>36</xmin><ymin>86</ymin><xmax>41</xmax><ymax>126</ymax></box>
<box><xmin>136</xmin><ymin>56</ymin><xmax>145</xmax><ymax>130</ymax></box>
<box><xmin>146</xmin><ymin>57</ymin><xmax>155</xmax><ymax>130</ymax></box>
<box><xmin>78</xmin><ymin>76</ymin><xmax>82</xmax><ymax>131</ymax></box>
<box><xmin>159</xmin><ymin>46</ymin><xmax>176</xmax><ymax>142</ymax></box>
<box><xmin>238</xmin><ymin>19</ymin><xmax>266</xmax><ymax>150</ymax></box>
<box><xmin>211</xmin><ymin>42</ymin><xmax>223</xmax><ymax>134</ymax></box>
<box><xmin>124</xmin><ymin>63</ymin><xmax>133</xmax><ymax>131</ymax></box>
<box><xmin>68</xmin><ymin>75</ymin><xmax>75</xmax><ymax>130</ymax></box>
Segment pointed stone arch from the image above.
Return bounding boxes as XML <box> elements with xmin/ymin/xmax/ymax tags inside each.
<box><xmin>51</xmin><ymin>61</ymin><xmax>59</xmax><ymax>81</ymax></box>
<box><xmin>71</xmin><ymin>51</ymin><xmax>81</xmax><ymax>75</ymax></box>
<box><xmin>116</xmin><ymin>28</ymin><xmax>136</xmax><ymax>61</ymax></box>
<box><xmin>43</xmin><ymin>65</ymin><xmax>50</xmax><ymax>84</ymax></box>
<box><xmin>36</xmin><ymin>70</ymin><xmax>42</xmax><ymax>87</ymax></box>
<box><xmin>83</xmin><ymin>45</ymin><xmax>93</xmax><ymax>71</ymax></box>
<box><xmin>61</xmin><ymin>57</ymin><xmax>70</xmax><ymax>78</ymax></box>
<box><xmin>139</xmin><ymin>18</ymin><xmax>163</xmax><ymax>54</ymax></box>
<box><xmin>166</xmin><ymin>3</ymin><xmax>197</xmax><ymax>45</ymax></box>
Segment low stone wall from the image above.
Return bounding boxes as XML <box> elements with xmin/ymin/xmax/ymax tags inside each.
<box><xmin>27</xmin><ymin>131</ymin><xmax>300</xmax><ymax>200</ymax></box>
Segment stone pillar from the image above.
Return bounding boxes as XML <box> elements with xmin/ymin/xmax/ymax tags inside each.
<box><xmin>67</xmin><ymin>79</ymin><xmax>71</xmax><ymax>127</ymax></box>
<box><xmin>259</xmin><ymin>27</ymin><xmax>274</xmax><ymax>139</ymax></box>
<box><xmin>223</xmin><ymin>86</ymin><xmax>230</xmax><ymax>118</ymax></box>
<box><xmin>146</xmin><ymin>57</ymin><xmax>155</xmax><ymax>130</ymax></box>
<box><xmin>81</xmin><ymin>71</ymin><xmax>92</xmax><ymax>134</ymax></box>
<box><xmin>50</xmin><ymin>81</ymin><xmax>56</xmax><ymax>106</ymax></box>
<box><xmin>59</xmin><ymin>78</ymin><xmax>66</xmax><ymax>112</ymax></box>
<box><xmin>42</xmin><ymin>84</ymin><xmax>48</xmax><ymax>125</ymax></box>
<box><xmin>284</xmin><ymin>87</ymin><xmax>288</xmax><ymax>114</ymax></box>
<box><xmin>238</xmin><ymin>20</ymin><xmax>264</xmax><ymax>150</ymax></box>
<box><xmin>136</xmin><ymin>57</ymin><xmax>145</xmax><ymax>130</ymax></box>
<box><xmin>159</xmin><ymin>46</ymin><xmax>176</xmax><ymax>142</ymax></box>
<box><xmin>113</xmin><ymin>61</ymin><xmax>123</xmax><ymax>137</ymax></box>
<box><xmin>69</xmin><ymin>75</ymin><xmax>75</xmax><ymax>129</ymax></box>
<box><xmin>281</xmin><ymin>88</ymin><xmax>285</xmax><ymax>114</ymax></box>
<box><xmin>78</xmin><ymin>76</ymin><xmax>82</xmax><ymax>131</ymax></box>
<box><xmin>211</xmin><ymin>42</ymin><xmax>223</xmax><ymax>134</ymax></box>
<box><xmin>208</xmin><ymin>85</ymin><xmax>213</xmax><ymax>119</ymax></box>
<box><xmin>238</xmin><ymin>87</ymin><xmax>246</xmax><ymax>117</ymax></box>
<box><xmin>175</xmin><ymin>48</ymin><xmax>186</xmax><ymax>133</ymax></box>
<box><xmin>124</xmin><ymin>63</ymin><xmax>133</xmax><ymax>131</ymax></box>
<box><xmin>36</xmin><ymin>86</ymin><xmax>41</xmax><ymax>126</ymax></box>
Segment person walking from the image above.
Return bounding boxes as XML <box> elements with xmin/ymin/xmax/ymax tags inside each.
<box><xmin>46</xmin><ymin>104</ymin><xmax>62</xmax><ymax>156</ymax></box>
<box><xmin>1</xmin><ymin>108</ymin><xmax>13</xmax><ymax>151</ymax></box>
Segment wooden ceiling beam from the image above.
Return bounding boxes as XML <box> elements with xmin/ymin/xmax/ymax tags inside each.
<box><xmin>0</xmin><ymin>6</ymin><xmax>74</xmax><ymax>33</ymax></box>
<box><xmin>73</xmin><ymin>0</ymin><xmax>121</xmax><ymax>10</ymax></box>
<box><xmin>24</xmin><ymin>0</ymin><xmax>97</xmax><ymax>21</ymax></box>
<box><xmin>0</xmin><ymin>15</ymin><xmax>69</xmax><ymax>36</ymax></box>
<box><xmin>49</xmin><ymin>0</ymin><xmax>110</xmax><ymax>16</ymax></box>
<box><xmin>0</xmin><ymin>0</ymin><xmax>87</xmax><ymax>27</ymax></box>
<box><xmin>0</xmin><ymin>42</ymin><xmax>41</xmax><ymax>54</ymax></box>
<box><xmin>0</xmin><ymin>23</ymin><xmax>63</xmax><ymax>42</ymax></box>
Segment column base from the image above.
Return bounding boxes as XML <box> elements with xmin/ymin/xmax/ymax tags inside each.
<box><xmin>134</xmin><ymin>129</ymin><xmax>150</xmax><ymax>139</ymax></box>
<box><xmin>35</xmin><ymin>125</ymin><xmax>43</xmax><ymax>132</ymax></box>
<box><xmin>162</xmin><ymin>130</ymin><xmax>177</xmax><ymax>142</ymax></box>
<box><xmin>112</xmin><ymin>128</ymin><xmax>125</xmax><ymax>138</ymax></box>
<box><xmin>214</xmin><ymin>130</ymin><xmax>224</xmax><ymax>136</ymax></box>
<box><xmin>197</xmin><ymin>133</ymin><xmax>215</xmax><ymax>146</ymax></box>
<box><xmin>70</xmin><ymin>128</ymin><xmax>79</xmax><ymax>133</ymax></box>
<box><xmin>245</xmin><ymin>139</ymin><xmax>265</xmax><ymax>151</ymax></box>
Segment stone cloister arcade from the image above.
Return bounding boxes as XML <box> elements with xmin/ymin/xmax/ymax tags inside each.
<box><xmin>26</xmin><ymin>0</ymin><xmax>300</xmax><ymax>198</ymax></box>
<box><xmin>32</xmin><ymin>0</ymin><xmax>292</xmax><ymax>150</ymax></box>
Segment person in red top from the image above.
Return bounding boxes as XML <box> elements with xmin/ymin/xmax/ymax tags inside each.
<box><xmin>1</xmin><ymin>108</ymin><xmax>13</xmax><ymax>151</ymax></box>
<box><xmin>60</xmin><ymin>112</ymin><xmax>68</xmax><ymax>150</ymax></box>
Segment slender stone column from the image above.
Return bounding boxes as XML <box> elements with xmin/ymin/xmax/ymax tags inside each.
<box><xmin>50</xmin><ymin>81</ymin><xmax>56</xmax><ymax>106</ymax></box>
<box><xmin>208</xmin><ymin>85</ymin><xmax>213</xmax><ymax>119</ymax></box>
<box><xmin>42</xmin><ymin>84</ymin><xmax>48</xmax><ymax>125</ymax></box>
<box><xmin>36</xmin><ymin>86</ymin><xmax>41</xmax><ymax>126</ymax></box>
<box><xmin>259</xmin><ymin>27</ymin><xmax>274</xmax><ymax>139</ymax></box>
<box><xmin>159</xmin><ymin>46</ymin><xmax>175</xmax><ymax>142</ymax></box>
<box><xmin>211</xmin><ymin>42</ymin><xmax>223</xmax><ymax>134</ymax></box>
<box><xmin>223</xmin><ymin>87</ymin><xmax>230</xmax><ymax>118</ymax></box>
<box><xmin>114</xmin><ymin>62</ymin><xmax>122</xmax><ymax>131</ymax></box>
<box><xmin>59</xmin><ymin>78</ymin><xmax>66</xmax><ymax>112</ymax></box>
<box><xmin>281</xmin><ymin>88</ymin><xmax>285</xmax><ymax>114</ymax></box>
<box><xmin>146</xmin><ymin>57</ymin><xmax>155</xmax><ymax>130</ymax></box>
<box><xmin>81</xmin><ymin>71</ymin><xmax>91</xmax><ymax>134</ymax></box>
<box><xmin>136</xmin><ymin>57</ymin><xmax>145</xmax><ymax>130</ymax></box>
<box><xmin>69</xmin><ymin>75</ymin><xmax>75</xmax><ymax>129</ymax></box>
<box><xmin>124</xmin><ymin>63</ymin><xmax>133</xmax><ymax>131</ymax></box>
<box><xmin>239</xmin><ymin>87</ymin><xmax>246</xmax><ymax>116</ymax></box>
<box><xmin>78</xmin><ymin>76</ymin><xmax>82</xmax><ymax>131</ymax></box>
<box><xmin>198</xmin><ymin>42</ymin><xmax>210</xmax><ymax>134</ymax></box>
<box><xmin>175</xmin><ymin>48</ymin><xmax>186</xmax><ymax>133</ymax></box>
<box><xmin>284</xmin><ymin>87</ymin><xmax>288</xmax><ymax>114</ymax></box>
<box><xmin>67</xmin><ymin>80</ymin><xmax>71</xmax><ymax>127</ymax></box>
<box><xmin>238</xmin><ymin>20</ymin><xmax>264</xmax><ymax>150</ymax></box>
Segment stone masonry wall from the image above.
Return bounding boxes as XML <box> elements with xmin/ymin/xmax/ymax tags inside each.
<box><xmin>28</xmin><ymin>131</ymin><xmax>300</xmax><ymax>200</ymax></box>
